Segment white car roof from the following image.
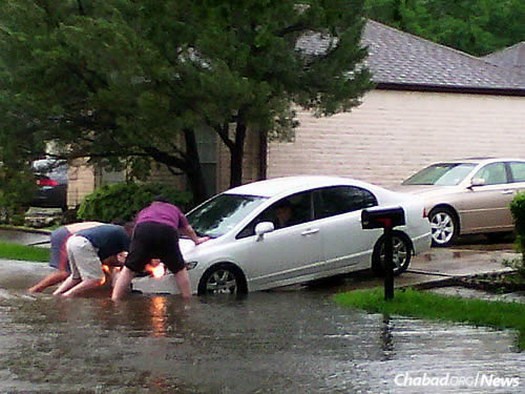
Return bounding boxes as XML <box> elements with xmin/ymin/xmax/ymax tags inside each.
<box><xmin>223</xmin><ymin>175</ymin><xmax>384</xmax><ymax>198</ymax></box>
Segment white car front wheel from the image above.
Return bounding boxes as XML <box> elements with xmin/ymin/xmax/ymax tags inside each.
<box><xmin>198</xmin><ymin>263</ymin><xmax>247</xmax><ymax>296</ymax></box>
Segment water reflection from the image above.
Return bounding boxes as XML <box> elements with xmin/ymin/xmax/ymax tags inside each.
<box><xmin>149</xmin><ymin>296</ymin><xmax>168</xmax><ymax>338</ymax></box>
<box><xmin>0</xmin><ymin>281</ymin><xmax>524</xmax><ymax>392</ymax></box>
<box><xmin>381</xmin><ymin>315</ymin><xmax>395</xmax><ymax>360</ymax></box>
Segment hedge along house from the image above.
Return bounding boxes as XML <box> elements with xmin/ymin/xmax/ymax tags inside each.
<box><xmin>266</xmin><ymin>20</ymin><xmax>525</xmax><ymax>188</ymax></box>
<box><xmin>67</xmin><ymin>20</ymin><xmax>525</xmax><ymax>207</ymax></box>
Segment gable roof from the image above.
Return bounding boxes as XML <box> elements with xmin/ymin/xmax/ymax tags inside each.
<box><xmin>481</xmin><ymin>42</ymin><xmax>525</xmax><ymax>70</ymax></box>
<box><xmin>362</xmin><ymin>20</ymin><xmax>525</xmax><ymax>95</ymax></box>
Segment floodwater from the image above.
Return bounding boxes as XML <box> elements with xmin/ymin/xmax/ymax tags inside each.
<box><xmin>0</xmin><ymin>261</ymin><xmax>524</xmax><ymax>393</ymax></box>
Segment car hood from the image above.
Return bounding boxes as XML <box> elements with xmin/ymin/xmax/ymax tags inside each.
<box><xmin>393</xmin><ymin>184</ymin><xmax>460</xmax><ymax>197</ymax></box>
<box><xmin>180</xmin><ymin>238</ymin><xmax>197</xmax><ymax>256</ymax></box>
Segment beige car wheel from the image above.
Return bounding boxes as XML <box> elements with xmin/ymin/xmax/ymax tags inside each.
<box><xmin>430</xmin><ymin>208</ymin><xmax>458</xmax><ymax>247</ymax></box>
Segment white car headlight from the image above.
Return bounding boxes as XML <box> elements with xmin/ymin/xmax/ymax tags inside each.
<box><xmin>185</xmin><ymin>261</ymin><xmax>198</xmax><ymax>270</ymax></box>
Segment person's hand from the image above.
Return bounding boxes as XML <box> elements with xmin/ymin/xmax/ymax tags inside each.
<box><xmin>116</xmin><ymin>251</ymin><xmax>129</xmax><ymax>264</ymax></box>
<box><xmin>195</xmin><ymin>236</ymin><xmax>210</xmax><ymax>245</ymax></box>
<box><xmin>149</xmin><ymin>258</ymin><xmax>161</xmax><ymax>267</ymax></box>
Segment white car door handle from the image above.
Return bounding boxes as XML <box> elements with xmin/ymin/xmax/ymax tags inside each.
<box><xmin>501</xmin><ymin>190</ymin><xmax>514</xmax><ymax>195</ymax></box>
<box><xmin>301</xmin><ymin>228</ymin><xmax>319</xmax><ymax>236</ymax></box>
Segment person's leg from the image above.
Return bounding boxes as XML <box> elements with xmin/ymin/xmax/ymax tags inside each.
<box><xmin>62</xmin><ymin>278</ymin><xmax>102</xmax><ymax>297</ymax></box>
<box><xmin>53</xmin><ymin>275</ymin><xmax>81</xmax><ymax>295</ymax></box>
<box><xmin>156</xmin><ymin>225</ymin><xmax>192</xmax><ymax>298</ymax></box>
<box><xmin>173</xmin><ymin>267</ymin><xmax>192</xmax><ymax>300</ymax></box>
<box><xmin>57</xmin><ymin>236</ymin><xmax>104</xmax><ymax>297</ymax></box>
<box><xmin>111</xmin><ymin>223</ymin><xmax>154</xmax><ymax>301</ymax></box>
<box><xmin>29</xmin><ymin>227</ymin><xmax>70</xmax><ymax>293</ymax></box>
<box><xmin>53</xmin><ymin>236</ymin><xmax>82</xmax><ymax>295</ymax></box>
<box><xmin>111</xmin><ymin>266</ymin><xmax>136</xmax><ymax>301</ymax></box>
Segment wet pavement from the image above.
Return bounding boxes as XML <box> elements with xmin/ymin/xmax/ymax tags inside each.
<box><xmin>0</xmin><ymin>228</ymin><xmax>51</xmax><ymax>247</ymax></box>
<box><xmin>1</xmin><ymin>231</ymin><xmax>524</xmax><ymax>392</ymax></box>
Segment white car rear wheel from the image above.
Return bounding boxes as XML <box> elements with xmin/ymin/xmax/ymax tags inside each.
<box><xmin>372</xmin><ymin>233</ymin><xmax>411</xmax><ymax>276</ymax></box>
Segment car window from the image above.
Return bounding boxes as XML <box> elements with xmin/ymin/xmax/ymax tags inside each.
<box><xmin>236</xmin><ymin>191</ymin><xmax>313</xmax><ymax>239</ymax></box>
<box><xmin>187</xmin><ymin>194</ymin><xmax>267</xmax><ymax>238</ymax></box>
<box><xmin>474</xmin><ymin>163</ymin><xmax>507</xmax><ymax>185</ymax></box>
<box><xmin>313</xmin><ymin>186</ymin><xmax>377</xmax><ymax>219</ymax></box>
<box><xmin>509</xmin><ymin>162</ymin><xmax>525</xmax><ymax>183</ymax></box>
<box><xmin>402</xmin><ymin>163</ymin><xmax>476</xmax><ymax>186</ymax></box>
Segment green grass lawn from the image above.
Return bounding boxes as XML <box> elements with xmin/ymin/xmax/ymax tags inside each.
<box><xmin>0</xmin><ymin>241</ymin><xmax>50</xmax><ymax>262</ymax></box>
<box><xmin>334</xmin><ymin>287</ymin><xmax>525</xmax><ymax>350</ymax></box>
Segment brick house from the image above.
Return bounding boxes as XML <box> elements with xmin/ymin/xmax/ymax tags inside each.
<box><xmin>267</xmin><ymin>20</ymin><xmax>525</xmax><ymax>188</ymax></box>
<box><xmin>68</xmin><ymin>20</ymin><xmax>525</xmax><ymax>206</ymax></box>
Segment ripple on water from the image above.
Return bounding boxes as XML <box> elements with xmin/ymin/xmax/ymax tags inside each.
<box><xmin>0</xmin><ymin>290</ymin><xmax>523</xmax><ymax>393</ymax></box>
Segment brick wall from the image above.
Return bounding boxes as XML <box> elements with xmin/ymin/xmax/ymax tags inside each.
<box><xmin>268</xmin><ymin>90</ymin><xmax>525</xmax><ymax>188</ymax></box>
<box><xmin>67</xmin><ymin>158</ymin><xmax>96</xmax><ymax>208</ymax></box>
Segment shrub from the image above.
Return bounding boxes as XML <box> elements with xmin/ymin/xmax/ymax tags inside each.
<box><xmin>0</xmin><ymin>164</ymin><xmax>36</xmax><ymax>225</ymax></box>
<box><xmin>77</xmin><ymin>182</ymin><xmax>192</xmax><ymax>223</ymax></box>
<box><xmin>510</xmin><ymin>192</ymin><xmax>525</xmax><ymax>279</ymax></box>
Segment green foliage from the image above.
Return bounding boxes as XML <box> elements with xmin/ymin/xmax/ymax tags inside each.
<box><xmin>0</xmin><ymin>0</ymin><xmax>372</xmax><ymax>201</ymax></box>
<box><xmin>0</xmin><ymin>241</ymin><xmax>50</xmax><ymax>262</ymax></box>
<box><xmin>77</xmin><ymin>182</ymin><xmax>192</xmax><ymax>223</ymax></box>
<box><xmin>365</xmin><ymin>0</ymin><xmax>525</xmax><ymax>56</ymax></box>
<box><xmin>0</xmin><ymin>162</ymin><xmax>36</xmax><ymax>225</ymax></box>
<box><xmin>510</xmin><ymin>192</ymin><xmax>525</xmax><ymax>265</ymax></box>
<box><xmin>334</xmin><ymin>287</ymin><xmax>525</xmax><ymax>350</ymax></box>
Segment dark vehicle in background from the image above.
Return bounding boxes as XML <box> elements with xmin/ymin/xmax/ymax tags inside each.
<box><xmin>31</xmin><ymin>159</ymin><xmax>68</xmax><ymax>210</ymax></box>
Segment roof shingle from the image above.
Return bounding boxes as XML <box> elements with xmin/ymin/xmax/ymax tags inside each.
<box><xmin>362</xmin><ymin>20</ymin><xmax>525</xmax><ymax>92</ymax></box>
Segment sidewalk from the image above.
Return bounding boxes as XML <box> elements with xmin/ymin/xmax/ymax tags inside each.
<box><xmin>400</xmin><ymin>246</ymin><xmax>519</xmax><ymax>288</ymax></box>
<box><xmin>331</xmin><ymin>244</ymin><xmax>520</xmax><ymax>293</ymax></box>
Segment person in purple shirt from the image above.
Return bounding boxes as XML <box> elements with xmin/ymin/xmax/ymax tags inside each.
<box><xmin>111</xmin><ymin>197</ymin><xmax>208</xmax><ymax>301</ymax></box>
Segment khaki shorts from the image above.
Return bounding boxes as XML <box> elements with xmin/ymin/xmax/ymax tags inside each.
<box><xmin>66</xmin><ymin>235</ymin><xmax>104</xmax><ymax>281</ymax></box>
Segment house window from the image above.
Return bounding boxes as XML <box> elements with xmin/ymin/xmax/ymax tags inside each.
<box><xmin>195</xmin><ymin>127</ymin><xmax>218</xmax><ymax>197</ymax></box>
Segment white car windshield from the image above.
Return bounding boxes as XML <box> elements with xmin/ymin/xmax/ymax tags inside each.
<box><xmin>187</xmin><ymin>194</ymin><xmax>268</xmax><ymax>238</ymax></box>
<box><xmin>402</xmin><ymin>163</ymin><xmax>477</xmax><ymax>186</ymax></box>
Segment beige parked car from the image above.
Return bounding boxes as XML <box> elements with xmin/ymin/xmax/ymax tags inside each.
<box><xmin>398</xmin><ymin>158</ymin><xmax>525</xmax><ymax>246</ymax></box>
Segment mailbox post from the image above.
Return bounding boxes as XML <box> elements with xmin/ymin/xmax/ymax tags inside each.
<box><xmin>361</xmin><ymin>207</ymin><xmax>405</xmax><ymax>300</ymax></box>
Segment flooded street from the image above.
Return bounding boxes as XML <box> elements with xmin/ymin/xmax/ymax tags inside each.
<box><xmin>0</xmin><ymin>260</ymin><xmax>524</xmax><ymax>393</ymax></box>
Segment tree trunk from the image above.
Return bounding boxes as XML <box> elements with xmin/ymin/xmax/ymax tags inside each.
<box><xmin>183</xmin><ymin>129</ymin><xmax>208</xmax><ymax>204</ymax></box>
<box><xmin>143</xmin><ymin>129</ymin><xmax>208</xmax><ymax>205</ymax></box>
<box><xmin>230</xmin><ymin>120</ymin><xmax>246</xmax><ymax>188</ymax></box>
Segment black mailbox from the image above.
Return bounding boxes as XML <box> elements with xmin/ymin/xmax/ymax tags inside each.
<box><xmin>361</xmin><ymin>206</ymin><xmax>405</xmax><ymax>229</ymax></box>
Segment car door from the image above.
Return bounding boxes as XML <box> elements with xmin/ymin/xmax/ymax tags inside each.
<box><xmin>460</xmin><ymin>162</ymin><xmax>513</xmax><ymax>232</ymax></box>
<box><xmin>233</xmin><ymin>191</ymin><xmax>323</xmax><ymax>289</ymax></box>
<box><xmin>312</xmin><ymin>186</ymin><xmax>380</xmax><ymax>274</ymax></box>
<box><xmin>508</xmin><ymin>161</ymin><xmax>525</xmax><ymax>192</ymax></box>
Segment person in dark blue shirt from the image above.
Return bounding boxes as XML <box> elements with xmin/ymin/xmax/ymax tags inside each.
<box><xmin>53</xmin><ymin>224</ymin><xmax>130</xmax><ymax>297</ymax></box>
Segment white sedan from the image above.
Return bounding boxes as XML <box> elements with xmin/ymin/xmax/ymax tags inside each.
<box><xmin>132</xmin><ymin>176</ymin><xmax>431</xmax><ymax>295</ymax></box>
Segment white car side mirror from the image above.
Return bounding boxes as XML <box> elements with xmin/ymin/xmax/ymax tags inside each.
<box><xmin>255</xmin><ymin>221</ymin><xmax>275</xmax><ymax>237</ymax></box>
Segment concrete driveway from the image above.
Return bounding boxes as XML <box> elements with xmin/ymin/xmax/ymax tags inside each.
<box><xmin>317</xmin><ymin>235</ymin><xmax>519</xmax><ymax>293</ymax></box>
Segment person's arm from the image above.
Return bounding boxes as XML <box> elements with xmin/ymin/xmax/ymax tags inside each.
<box><xmin>101</xmin><ymin>251</ymin><xmax>128</xmax><ymax>267</ymax></box>
<box><xmin>28</xmin><ymin>270</ymin><xmax>70</xmax><ymax>293</ymax></box>
<box><xmin>180</xmin><ymin>225</ymin><xmax>209</xmax><ymax>245</ymax></box>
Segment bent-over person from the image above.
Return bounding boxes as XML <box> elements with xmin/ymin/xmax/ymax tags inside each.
<box><xmin>111</xmin><ymin>197</ymin><xmax>208</xmax><ymax>301</ymax></box>
<box><xmin>53</xmin><ymin>224</ymin><xmax>130</xmax><ymax>297</ymax></box>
